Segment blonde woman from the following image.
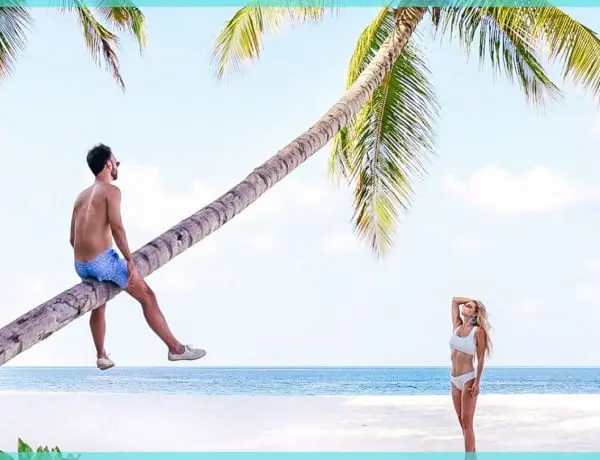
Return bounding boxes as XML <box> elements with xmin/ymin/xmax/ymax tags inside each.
<box><xmin>449</xmin><ymin>296</ymin><xmax>493</xmax><ymax>452</ymax></box>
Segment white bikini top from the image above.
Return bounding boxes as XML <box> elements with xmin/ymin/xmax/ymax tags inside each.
<box><xmin>449</xmin><ymin>326</ymin><xmax>477</xmax><ymax>356</ymax></box>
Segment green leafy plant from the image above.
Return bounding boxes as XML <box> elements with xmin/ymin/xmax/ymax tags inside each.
<box><xmin>0</xmin><ymin>439</ymin><xmax>78</xmax><ymax>460</ymax></box>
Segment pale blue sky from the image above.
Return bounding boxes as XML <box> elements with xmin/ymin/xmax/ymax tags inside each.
<box><xmin>1</xmin><ymin>7</ymin><xmax>600</xmax><ymax>367</ymax></box>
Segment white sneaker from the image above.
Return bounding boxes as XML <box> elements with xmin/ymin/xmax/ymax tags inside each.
<box><xmin>168</xmin><ymin>345</ymin><xmax>206</xmax><ymax>362</ymax></box>
<box><xmin>96</xmin><ymin>356</ymin><xmax>115</xmax><ymax>371</ymax></box>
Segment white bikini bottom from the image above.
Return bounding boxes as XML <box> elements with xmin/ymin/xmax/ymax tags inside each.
<box><xmin>450</xmin><ymin>370</ymin><xmax>476</xmax><ymax>391</ymax></box>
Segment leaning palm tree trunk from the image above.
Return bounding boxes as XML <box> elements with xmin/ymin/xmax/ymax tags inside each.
<box><xmin>0</xmin><ymin>7</ymin><xmax>426</xmax><ymax>367</ymax></box>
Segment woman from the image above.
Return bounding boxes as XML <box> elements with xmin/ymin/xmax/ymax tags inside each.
<box><xmin>449</xmin><ymin>296</ymin><xmax>493</xmax><ymax>453</ymax></box>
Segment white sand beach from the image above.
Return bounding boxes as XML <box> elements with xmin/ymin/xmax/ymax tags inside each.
<box><xmin>1</xmin><ymin>394</ymin><xmax>599</xmax><ymax>452</ymax></box>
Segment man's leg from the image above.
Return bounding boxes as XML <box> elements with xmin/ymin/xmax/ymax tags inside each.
<box><xmin>126</xmin><ymin>278</ymin><xmax>186</xmax><ymax>355</ymax></box>
<box><xmin>90</xmin><ymin>304</ymin><xmax>108</xmax><ymax>359</ymax></box>
<box><xmin>108</xmin><ymin>252</ymin><xmax>205</xmax><ymax>361</ymax></box>
<box><xmin>90</xmin><ymin>304</ymin><xmax>115</xmax><ymax>370</ymax></box>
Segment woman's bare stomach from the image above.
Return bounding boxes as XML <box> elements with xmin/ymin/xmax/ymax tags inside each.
<box><xmin>451</xmin><ymin>350</ymin><xmax>475</xmax><ymax>376</ymax></box>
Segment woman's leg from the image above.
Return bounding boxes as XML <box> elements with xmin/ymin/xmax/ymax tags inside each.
<box><xmin>451</xmin><ymin>383</ymin><xmax>464</xmax><ymax>434</ymax></box>
<box><xmin>460</xmin><ymin>378</ymin><xmax>479</xmax><ymax>452</ymax></box>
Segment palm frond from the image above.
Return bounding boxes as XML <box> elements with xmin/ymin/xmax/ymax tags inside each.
<box><xmin>73</xmin><ymin>3</ymin><xmax>125</xmax><ymax>90</ymax></box>
<box><xmin>524</xmin><ymin>5</ymin><xmax>600</xmax><ymax>101</ymax></box>
<box><xmin>330</xmin><ymin>7</ymin><xmax>390</xmax><ymax>180</ymax></box>
<box><xmin>332</xmin><ymin>9</ymin><xmax>439</xmax><ymax>257</ymax></box>
<box><xmin>433</xmin><ymin>6</ymin><xmax>562</xmax><ymax>108</ymax></box>
<box><xmin>210</xmin><ymin>0</ymin><xmax>337</xmax><ymax>80</ymax></box>
<box><xmin>98</xmin><ymin>3</ymin><xmax>147</xmax><ymax>53</ymax></box>
<box><xmin>0</xmin><ymin>4</ymin><xmax>32</xmax><ymax>82</ymax></box>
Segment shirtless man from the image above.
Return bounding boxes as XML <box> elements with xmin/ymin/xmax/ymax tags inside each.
<box><xmin>70</xmin><ymin>143</ymin><xmax>206</xmax><ymax>370</ymax></box>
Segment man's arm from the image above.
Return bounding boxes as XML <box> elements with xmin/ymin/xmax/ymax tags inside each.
<box><xmin>106</xmin><ymin>186</ymin><xmax>133</xmax><ymax>261</ymax></box>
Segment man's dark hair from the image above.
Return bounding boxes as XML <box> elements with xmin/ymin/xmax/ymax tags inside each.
<box><xmin>86</xmin><ymin>143</ymin><xmax>113</xmax><ymax>176</ymax></box>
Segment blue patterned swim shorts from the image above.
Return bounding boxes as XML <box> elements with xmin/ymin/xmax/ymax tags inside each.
<box><xmin>74</xmin><ymin>248</ymin><xmax>129</xmax><ymax>289</ymax></box>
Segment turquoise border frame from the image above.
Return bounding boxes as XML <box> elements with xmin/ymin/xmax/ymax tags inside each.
<box><xmin>2</xmin><ymin>454</ymin><xmax>600</xmax><ymax>459</ymax></box>
<box><xmin>4</xmin><ymin>0</ymin><xmax>600</xmax><ymax>6</ymax></box>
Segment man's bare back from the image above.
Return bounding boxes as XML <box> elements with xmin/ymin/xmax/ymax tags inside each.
<box><xmin>71</xmin><ymin>183</ymin><xmax>118</xmax><ymax>262</ymax></box>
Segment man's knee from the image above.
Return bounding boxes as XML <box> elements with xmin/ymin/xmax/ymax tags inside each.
<box><xmin>145</xmin><ymin>283</ymin><xmax>156</xmax><ymax>298</ymax></box>
<box><xmin>127</xmin><ymin>280</ymin><xmax>155</xmax><ymax>304</ymax></box>
<box><xmin>90</xmin><ymin>304</ymin><xmax>106</xmax><ymax>320</ymax></box>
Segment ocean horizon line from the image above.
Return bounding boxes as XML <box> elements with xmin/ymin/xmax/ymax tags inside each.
<box><xmin>2</xmin><ymin>367</ymin><xmax>598</xmax><ymax>396</ymax></box>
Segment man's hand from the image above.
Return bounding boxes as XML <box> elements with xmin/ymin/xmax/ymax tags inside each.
<box><xmin>471</xmin><ymin>380</ymin><xmax>480</xmax><ymax>398</ymax></box>
<box><xmin>126</xmin><ymin>258</ymin><xmax>141</xmax><ymax>288</ymax></box>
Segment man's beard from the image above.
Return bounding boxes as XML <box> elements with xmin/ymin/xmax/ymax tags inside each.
<box><xmin>111</xmin><ymin>170</ymin><xmax>118</xmax><ymax>181</ymax></box>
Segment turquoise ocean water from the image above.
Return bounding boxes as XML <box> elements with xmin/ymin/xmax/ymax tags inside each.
<box><xmin>1</xmin><ymin>367</ymin><xmax>599</xmax><ymax>395</ymax></box>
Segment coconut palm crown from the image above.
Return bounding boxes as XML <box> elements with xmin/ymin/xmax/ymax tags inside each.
<box><xmin>212</xmin><ymin>1</ymin><xmax>600</xmax><ymax>258</ymax></box>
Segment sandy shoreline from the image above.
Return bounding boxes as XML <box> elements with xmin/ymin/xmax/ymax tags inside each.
<box><xmin>1</xmin><ymin>394</ymin><xmax>599</xmax><ymax>452</ymax></box>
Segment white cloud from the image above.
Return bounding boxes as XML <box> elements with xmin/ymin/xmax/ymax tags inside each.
<box><xmin>520</xmin><ymin>300</ymin><xmax>539</xmax><ymax>313</ymax></box>
<box><xmin>445</xmin><ymin>165</ymin><xmax>600</xmax><ymax>214</ymax></box>
<box><xmin>454</xmin><ymin>238</ymin><xmax>480</xmax><ymax>252</ymax></box>
<box><xmin>84</xmin><ymin>164</ymin><xmax>340</xmax><ymax>232</ymax></box>
<box><xmin>182</xmin><ymin>235</ymin><xmax>219</xmax><ymax>260</ymax></box>
<box><xmin>146</xmin><ymin>264</ymin><xmax>193</xmax><ymax>293</ymax></box>
<box><xmin>1</xmin><ymin>277</ymin><xmax>55</xmax><ymax>324</ymax></box>
<box><xmin>245</xmin><ymin>234</ymin><xmax>278</xmax><ymax>251</ymax></box>
<box><xmin>591</xmin><ymin>114</ymin><xmax>600</xmax><ymax>137</ymax></box>
<box><xmin>323</xmin><ymin>232</ymin><xmax>358</xmax><ymax>253</ymax></box>
<box><xmin>280</xmin><ymin>180</ymin><xmax>333</xmax><ymax>212</ymax></box>
<box><xmin>117</xmin><ymin>163</ymin><xmax>219</xmax><ymax>235</ymax></box>
<box><xmin>585</xmin><ymin>261</ymin><xmax>600</xmax><ymax>272</ymax></box>
<box><xmin>16</xmin><ymin>277</ymin><xmax>51</xmax><ymax>298</ymax></box>
<box><xmin>576</xmin><ymin>284</ymin><xmax>600</xmax><ymax>304</ymax></box>
<box><xmin>234</xmin><ymin>178</ymin><xmax>339</xmax><ymax>225</ymax></box>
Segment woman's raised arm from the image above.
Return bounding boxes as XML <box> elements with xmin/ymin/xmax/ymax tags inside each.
<box><xmin>452</xmin><ymin>296</ymin><xmax>471</xmax><ymax>328</ymax></box>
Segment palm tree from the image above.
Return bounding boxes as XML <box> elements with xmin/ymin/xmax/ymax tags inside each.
<box><xmin>2</xmin><ymin>3</ymin><xmax>600</xmax><ymax>365</ymax></box>
<box><xmin>211</xmin><ymin>1</ymin><xmax>600</xmax><ymax>256</ymax></box>
<box><xmin>0</xmin><ymin>0</ymin><xmax>146</xmax><ymax>89</ymax></box>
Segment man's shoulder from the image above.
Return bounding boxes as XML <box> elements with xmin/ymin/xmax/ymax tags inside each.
<box><xmin>74</xmin><ymin>186</ymin><xmax>91</xmax><ymax>204</ymax></box>
<box><xmin>101</xmin><ymin>183</ymin><xmax>122</xmax><ymax>198</ymax></box>
<box><xmin>75</xmin><ymin>183</ymin><xmax>121</xmax><ymax>204</ymax></box>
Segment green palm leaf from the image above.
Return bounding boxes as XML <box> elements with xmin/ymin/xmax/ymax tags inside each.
<box><xmin>73</xmin><ymin>3</ymin><xmax>125</xmax><ymax>90</ymax></box>
<box><xmin>0</xmin><ymin>3</ymin><xmax>32</xmax><ymax>81</ymax></box>
<box><xmin>526</xmin><ymin>5</ymin><xmax>600</xmax><ymax>100</ymax></box>
<box><xmin>1</xmin><ymin>2</ymin><xmax>145</xmax><ymax>89</ymax></box>
<box><xmin>98</xmin><ymin>3</ymin><xmax>147</xmax><ymax>53</ymax></box>
<box><xmin>435</xmin><ymin>5</ymin><xmax>600</xmax><ymax>104</ymax></box>
<box><xmin>211</xmin><ymin>0</ymin><xmax>337</xmax><ymax>80</ymax></box>
<box><xmin>330</xmin><ymin>7</ymin><xmax>389</xmax><ymax>180</ymax></box>
<box><xmin>332</xmin><ymin>8</ymin><xmax>439</xmax><ymax>257</ymax></box>
<box><xmin>433</xmin><ymin>6</ymin><xmax>562</xmax><ymax>108</ymax></box>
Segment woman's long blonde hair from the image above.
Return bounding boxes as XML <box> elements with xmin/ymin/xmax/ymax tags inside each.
<box><xmin>474</xmin><ymin>300</ymin><xmax>493</xmax><ymax>357</ymax></box>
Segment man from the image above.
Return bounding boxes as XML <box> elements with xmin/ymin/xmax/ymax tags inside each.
<box><xmin>70</xmin><ymin>143</ymin><xmax>206</xmax><ymax>370</ymax></box>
